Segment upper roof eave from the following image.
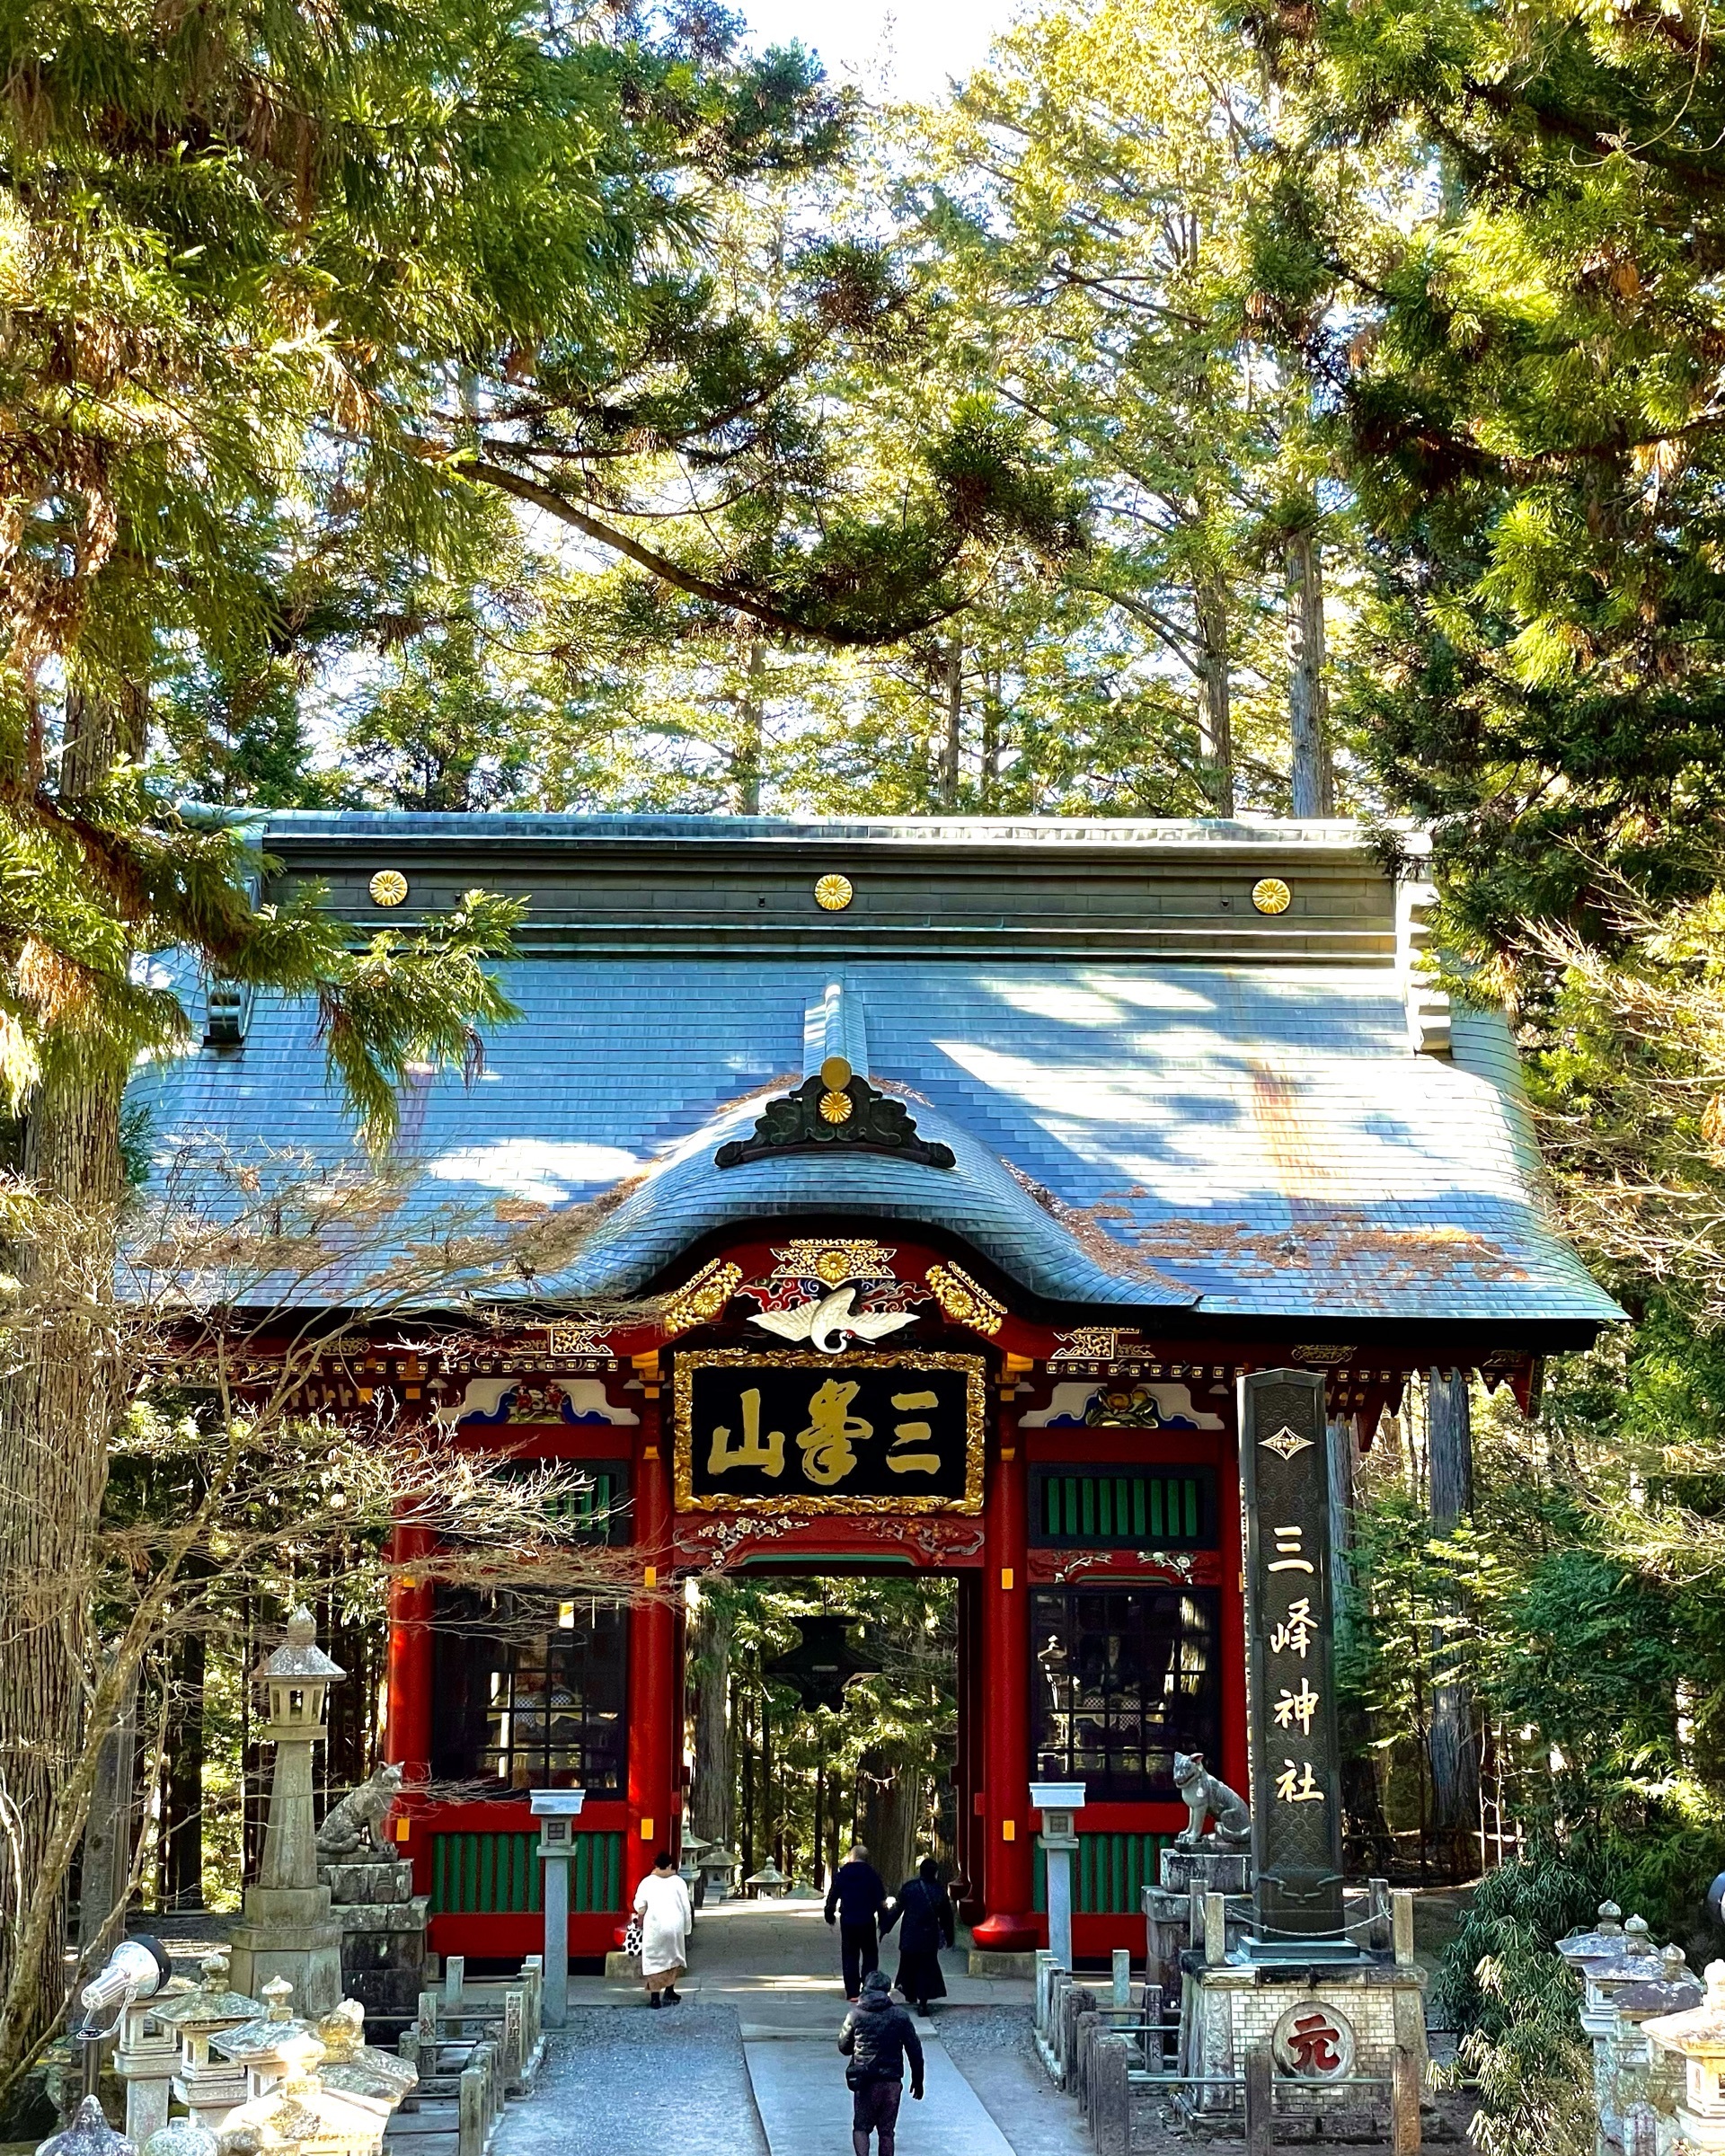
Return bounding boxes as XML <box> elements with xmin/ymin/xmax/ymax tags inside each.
<box><xmin>249</xmin><ymin>810</ymin><xmax>1428</xmax><ymax>863</ymax></box>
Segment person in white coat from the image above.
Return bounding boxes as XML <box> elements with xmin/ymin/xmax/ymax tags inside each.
<box><xmin>632</xmin><ymin>1850</ymin><xmax>694</xmax><ymax>2007</ymax></box>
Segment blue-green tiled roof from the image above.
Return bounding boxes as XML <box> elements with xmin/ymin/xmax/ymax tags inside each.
<box><xmin>131</xmin><ymin>939</ymin><xmax>1622</xmax><ymax>1330</ymax></box>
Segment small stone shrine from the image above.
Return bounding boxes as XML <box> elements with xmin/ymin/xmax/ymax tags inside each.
<box><xmin>227</xmin><ymin>1613</ymin><xmax>346</xmax><ymax>2019</ymax></box>
<box><xmin>1642</xmin><ymin>1958</ymin><xmax>1725</xmax><ymax>2154</ymax></box>
<box><xmin>1176</xmin><ymin>1372</ymin><xmax>1428</xmax><ymax>2130</ymax></box>
<box><xmin>152</xmin><ymin>1955</ymin><xmax>261</xmax><ymax>2139</ymax></box>
<box><xmin>314</xmin><ymin>1765</ymin><xmax>429</xmax><ymax>2036</ymax></box>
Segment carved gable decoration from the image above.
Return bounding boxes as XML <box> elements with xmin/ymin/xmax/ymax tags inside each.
<box><xmin>715</xmin><ymin>1064</ymin><xmax>955</xmax><ymax>1172</ymax></box>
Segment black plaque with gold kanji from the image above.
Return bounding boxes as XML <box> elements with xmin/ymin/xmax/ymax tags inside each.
<box><xmin>673</xmin><ymin>1350</ymin><xmax>986</xmax><ymax>1513</ymax></box>
<box><xmin>1239</xmin><ymin>1368</ymin><xmax>1345</xmax><ymax>1942</ymax></box>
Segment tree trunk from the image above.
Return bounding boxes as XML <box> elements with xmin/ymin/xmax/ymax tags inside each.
<box><xmin>1193</xmin><ymin>577</ymin><xmax>1235</xmax><ymax>817</ymax></box>
<box><xmin>940</xmin><ymin>634</ymin><xmax>962</xmax><ymax>810</ymax></box>
<box><xmin>692</xmin><ymin>1595</ymin><xmax>733</xmax><ymax>1849</ymax></box>
<box><xmin>1285</xmin><ymin>529</ymin><xmax>1336</xmax><ymax>817</ymax></box>
<box><xmin>1426</xmin><ymin>1369</ymin><xmax>1481</xmax><ymax>1879</ymax></box>
<box><xmin>0</xmin><ymin>1055</ymin><xmax>126</xmax><ymax>2074</ymax></box>
<box><xmin>738</xmin><ymin>1676</ymin><xmax>754</xmax><ymax>1875</ymax></box>
<box><xmin>858</xmin><ymin>1753</ymin><xmax>919</xmax><ymax>1892</ymax></box>
<box><xmin>732</xmin><ymin>636</ymin><xmax>765</xmax><ymax>816</ymax></box>
<box><xmin>1330</xmin><ymin>1416</ymin><xmax>1393</xmax><ymax>1869</ymax></box>
<box><xmin>161</xmin><ymin>1627</ymin><xmax>206</xmax><ymax>1911</ymax></box>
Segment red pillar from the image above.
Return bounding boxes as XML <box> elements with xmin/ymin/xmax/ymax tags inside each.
<box><xmin>1216</xmin><ymin>1422</ymin><xmax>1251</xmax><ymax>1800</ymax></box>
<box><xmin>626</xmin><ymin>1390</ymin><xmax>677</xmax><ymax>1904</ymax></box>
<box><xmin>973</xmin><ymin>1420</ymin><xmax>1035</xmax><ymax>1952</ymax></box>
<box><xmin>384</xmin><ymin>1518</ymin><xmax>435</xmax><ymax>1787</ymax></box>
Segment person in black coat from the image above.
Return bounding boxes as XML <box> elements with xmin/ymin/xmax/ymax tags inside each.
<box><xmin>838</xmin><ymin>1968</ymin><xmax>924</xmax><ymax>2156</ymax></box>
<box><xmin>880</xmin><ymin>1856</ymin><xmax>956</xmax><ymax>2014</ymax></box>
<box><xmin>825</xmin><ymin>1842</ymin><xmax>890</xmax><ymax>2001</ymax></box>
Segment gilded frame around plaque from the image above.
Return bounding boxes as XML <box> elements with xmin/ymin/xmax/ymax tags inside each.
<box><xmin>673</xmin><ymin>1348</ymin><xmax>987</xmax><ymax>1515</ymax></box>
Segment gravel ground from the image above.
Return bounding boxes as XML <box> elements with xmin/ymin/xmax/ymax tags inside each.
<box><xmin>938</xmin><ymin>2006</ymin><xmax>1131</xmax><ymax>2156</ymax></box>
<box><xmin>495</xmin><ymin>2007</ymin><xmax>768</xmax><ymax>2156</ymax></box>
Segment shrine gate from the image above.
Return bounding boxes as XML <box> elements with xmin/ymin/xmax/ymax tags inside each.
<box><xmin>137</xmin><ymin>812</ymin><xmax>1618</xmax><ymax>1966</ymax></box>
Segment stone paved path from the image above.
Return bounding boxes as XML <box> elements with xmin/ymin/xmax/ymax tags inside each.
<box><xmin>553</xmin><ymin>1896</ymin><xmax>1066</xmax><ymax>2155</ymax></box>
<box><xmin>491</xmin><ymin>2005</ymin><xmax>768</xmax><ymax>2156</ymax></box>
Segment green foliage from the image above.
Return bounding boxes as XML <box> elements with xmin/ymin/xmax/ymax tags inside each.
<box><xmin>698</xmin><ymin>1575</ymin><xmax>957</xmax><ymax>1878</ymax></box>
<box><xmin>1234</xmin><ymin>0</ymin><xmax>1725</xmax><ymax>934</ymax></box>
<box><xmin>316</xmin><ymin>890</ymin><xmax>526</xmax><ymax>1153</ymax></box>
<box><xmin>1432</xmin><ymin>1849</ymin><xmax>1600</xmax><ymax>2156</ymax></box>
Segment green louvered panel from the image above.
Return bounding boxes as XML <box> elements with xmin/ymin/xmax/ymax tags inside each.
<box><xmin>429</xmin><ymin>1831</ymin><xmax>624</xmax><ymax>1914</ymax></box>
<box><xmin>1032</xmin><ymin>1833</ymin><xmax>1174</xmax><ymax>1914</ymax></box>
<box><xmin>1032</xmin><ymin>1468</ymin><xmax>1214</xmax><ymax>1549</ymax></box>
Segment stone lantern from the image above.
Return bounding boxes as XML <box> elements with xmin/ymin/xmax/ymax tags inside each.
<box><xmin>1030</xmin><ymin>1781</ymin><xmax>1086</xmax><ymax>1972</ymax></box>
<box><xmin>1606</xmin><ymin>1942</ymin><xmax>1701</xmax><ymax>2139</ymax></box>
<box><xmin>213</xmin><ymin>2028</ymin><xmax>402</xmax><ymax>2156</ymax></box>
<box><xmin>227</xmin><ymin>1613</ymin><xmax>346</xmax><ymax>2017</ymax></box>
<box><xmin>1558</xmin><ymin>1901</ymin><xmax>1625</xmax><ymax>1971</ymax></box>
<box><xmin>1567</xmin><ymin>1913</ymin><xmax>1660</xmax><ymax>2126</ymax></box>
<box><xmin>745</xmin><ymin>1860</ymin><xmax>789</xmax><ymax>1898</ymax></box>
<box><xmin>310</xmin><ymin>2001</ymin><xmax>418</xmax><ymax>2119</ymax></box>
<box><xmin>141</xmin><ymin>2123</ymin><xmax>217</xmax><ymax>2156</ymax></box>
<box><xmin>36</xmin><ymin>2095</ymin><xmax>137</xmax><ymax>2156</ymax></box>
<box><xmin>1642</xmin><ymin>1957</ymin><xmax>1725</xmax><ymax>2151</ymax></box>
<box><xmin>212</xmin><ymin>1979</ymin><xmax>318</xmax><ymax>2102</ymax></box>
<box><xmin>698</xmin><ymin>1846</ymin><xmax>741</xmax><ymax>1904</ymax></box>
<box><xmin>155</xmin><ymin>1954</ymin><xmax>261</xmax><ymax>2135</ymax></box>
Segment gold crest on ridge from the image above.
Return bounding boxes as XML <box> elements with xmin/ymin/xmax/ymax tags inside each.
<box><xmin>1251</xmin><ymin>876</ymin><xmax>1292</xmax><ymax>915</ymax></box>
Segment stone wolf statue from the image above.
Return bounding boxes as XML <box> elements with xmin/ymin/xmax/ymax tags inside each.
<box><xmin>1172</xmin><ymin>1751</ymin><xmax>1252</xmax><ymax>1851</ymax></box>
<box><xmin>317</xmin><ymin>1762</ymin><xmax>403</xmax><ymax>1859</ymax></box>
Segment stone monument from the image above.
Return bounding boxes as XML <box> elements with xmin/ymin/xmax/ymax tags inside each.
<box><xmin>1174</xmin><ymin>1372</ymin><xmax>1428</xmax><ymax>2140</ymax></box>
<box><xmin>226</xmin><ymin>1611</ymin><xmax>346</xmax><ymax>2018</ymax></box>
<box><xmin>315</xmin><ymin>1765</ymin><xmax>429</xmax><ymax>2037</ymax></box>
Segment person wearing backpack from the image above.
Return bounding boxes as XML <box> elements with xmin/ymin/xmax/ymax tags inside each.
<box><xmin>837</xmin><ymin>1968</ymin><xmax>924</xmax><ymax>2156</ymax></box>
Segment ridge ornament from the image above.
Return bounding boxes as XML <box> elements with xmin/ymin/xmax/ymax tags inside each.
<box><xmin>715</xmin><ymin>1057</ymin><xmax>956</xmax><ymax>1171</ymax></box>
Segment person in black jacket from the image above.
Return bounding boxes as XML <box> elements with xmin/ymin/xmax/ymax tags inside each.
<box><xmin>880</xmin><ymin>1855</ymin><xmax>956</xmax><ymax>2015</ymax></box>
<box><xmin>824</xmin><ymin>1842</ymin><xmax>889</xmax><ymax>2001</ymax></box>
<box><xmin>838</xmin><ymin>1968</ymin><xmax>924</xmax><ymax>2156</ymax></box>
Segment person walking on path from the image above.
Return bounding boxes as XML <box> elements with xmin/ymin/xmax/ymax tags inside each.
<box><xmin>880</xmin><ymin>1856</ymin><xmax>955</xmax><ymax>2016</ymax></box>
<box><xmin>825</xmin><ymin>1842</ymin><xmax>889</xmax><ymax>2001</ymax></box>
<box><xmin>838</xmin><ymin>1968</ymin><xmax>924</xmax><ymax>2156</ymax></box>
<box><xmin>632</xmin><ymin>1850</ymin><xmax>693</xmax><ymax>2008</ymax></box>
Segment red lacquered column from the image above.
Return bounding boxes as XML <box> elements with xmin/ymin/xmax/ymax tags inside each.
<box><xmin>385</xmin><ymin>1516</ymin><xmax>436</xmax><ymax>1785</ymax></box>
<box><xmin>973</xmin><ymin>1418</ymin><xmax>1035</xmax><ymax>1952</ymax></box>
<box><xmin>1216</xmin><ymin>1419</ymin><xmax>1251</xmax><ymax>1800</ymax></box>
<box><xmin>625</xmin><ymin>1388</ymin><xmax>676</xmax><ymax>1906</ymax></box>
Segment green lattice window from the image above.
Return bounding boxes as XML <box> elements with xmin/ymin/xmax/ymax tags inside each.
<box><xmin>495</xmin><ymin>1462</ymin><xmax>629</xmax><ymax>1542</ymax></box>
<box><xmin>429</xmin><ymin>1829</ymin><xmax>624</xmax><ymax>1914</ymax></box>
<box><xmin>1032</xmin><ymin>1832</ymin><xmax>1174</xmax><ymax>1915</ymax></box>
<box><xmin>1031</xmin><ymin>1466</ymin><xmax>1215</xmax><ymax>1549</ymax></box>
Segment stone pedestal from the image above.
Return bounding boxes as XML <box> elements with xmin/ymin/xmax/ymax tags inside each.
<box><xmin>1143</xmin><ymin>1848</ymin><xmax>1252</xmax><ymax>1999</ymax></box>
<box><xmin>227</xmin><ymin>1886</ymin><xmax>344</xmax><ymax>2022</ymax></box>
<box><xmin>1178</xmin><ymin>1947</ymin><xmax>1427</xmax><ymax>2126</ymax></box>
<box><xmin>318</xmin><ymin>1856</ymin><xmax>429</xmax><ymax>2037</ymax></box>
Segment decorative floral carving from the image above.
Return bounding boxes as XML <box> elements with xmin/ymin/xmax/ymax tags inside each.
<box><xmin>1048</xmin><ymin>1327</ymin><xmax>1141</xmax><ymax>1363</ymax></box>
<box><xmin>659</xmin><ymin>1259</ymin><xmax>742</xmax><ymax>1335</ymax></box>
<box><xmin>924</xmin><ymin>1261</ymin><xmax>1006</xmax><ymax>1337</ymax></box>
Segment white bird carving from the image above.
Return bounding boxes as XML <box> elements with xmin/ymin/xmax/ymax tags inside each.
<box><xmin>748</xmin><ymin>1286</ymin><xmax>917</xmax><ymax>1354</ymax></box>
